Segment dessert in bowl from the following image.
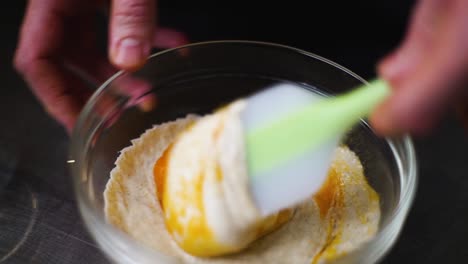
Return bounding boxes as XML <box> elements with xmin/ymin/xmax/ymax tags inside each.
<box><xmin>70</xmin><ymin>41</ymin><xmax>417</xmax><ymax>264</ymax></box>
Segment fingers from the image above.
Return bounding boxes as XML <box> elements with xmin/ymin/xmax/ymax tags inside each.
<box><xmin>14</xmin><ymin>0</ymin><xmax>185</xmax><ymax>134</ymax></box>
<box><xmin>371</xmin><ymin>0</ymin><xmax>468</xmax><ymax>136</ymax></box>
<box><xmin>22</xmin><ymin>60</ymin><xmax>93</xmax><ymax>133</ymax></box>
<box><xmin>109</xmin><ymin>0</ymin><xmax>156</xmax><ymax>70</ymax></box>
<box><xmin>69</xmin><ymin>25</ymin><xmax>188</xmax><ymax>116</ymax></box>
<box><xmin>153</xmin><ymin>27</ymin><xmax>189</xmax><ymax>49</ymax></box>
<box><xmin>78</xmin><ymin>24</ymin><xmax>187</xmax><ymax>112</ymax></box>
<box><xmin>71</xmin><ymin>54</ymin><xmax>157</xmax><ymax>112</ymax></box>
<box><xmin>14</xmin><ymin>0</ymin><xmax>92</xmax><ymax>133</ymax></box>
<box><xmin>378</xmin><ymin>0</ymin><xmax>448</xmax><ymax>82</ymax></box>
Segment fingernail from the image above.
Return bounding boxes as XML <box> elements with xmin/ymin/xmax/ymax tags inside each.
<box><xmin>114</xmin><ymin>38</ymin><xmax>149</xmax><ymax>69</ymax></box>
<box><xmin>370</xmin><ymin>103</ymin><xmax>402</xmax><ymax>137</ymax></box>
<box><xmin>380</xmin><ymin>45</ymin><xmax>422</xmax><ymax>81</ymax></box>
<box><xmin>138</xmin><ymin>95</ymin><xmax>157</xmax><ymax>112</ymax></box>
<box><xmin>380</xmin><ymin>52</ymin><xmax>407</xmax><ymax>80</ymax></box>
<box><xmin>153</xmin><ymin>28</ymin><xmax>190</xmax><ymax>49</ymax></box>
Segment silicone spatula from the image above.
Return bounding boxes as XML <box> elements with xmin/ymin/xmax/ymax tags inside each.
<box><xmin>242</xmin><ymin>79</ymin><xmax>391</xmax><ymax>216</ymax></box>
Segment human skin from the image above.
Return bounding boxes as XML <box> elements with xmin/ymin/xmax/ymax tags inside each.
<box><xmin>13</xmin><ymin>0</ymin><xmax>188</xmax><ymax>133</ymax></box>
<box><xmin>370</xmin><ymin>0</ymin><xmax>468</xmax><ymax>136</ymax></box>
<box><xmin>14</xmin><ymin>0</ymin><xmax>468</xmax><ymax>136</ymax></box>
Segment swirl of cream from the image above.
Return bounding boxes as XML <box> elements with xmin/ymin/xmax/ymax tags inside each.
<box><xmin>154</xmin><ymin>100</ymin><xmax>291</xmax><ymax>257</ymax></box>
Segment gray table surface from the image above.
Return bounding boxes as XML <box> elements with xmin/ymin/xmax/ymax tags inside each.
<box><xmin>2</xmin><ymin>1</ymin><xmax>468</xmax><ymax>263</ymax></box>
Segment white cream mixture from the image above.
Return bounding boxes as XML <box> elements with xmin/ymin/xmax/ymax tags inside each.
<box><xmin>104</xmin><ymin>100</ymin><xmax>380</xmax><ymax>263</ymax></box>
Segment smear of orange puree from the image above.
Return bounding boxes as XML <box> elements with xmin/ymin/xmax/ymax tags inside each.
<box><xmin>153</xmin><ymin>145</ymin><xmax>172</xmax><ymax>208</ymax></box>
<box><xmin>311</xmin><ymin>167</ymin><xmax>344</xmax><ymax>264</ymax></box>
<box><xmin>314</xmin><ymin>168</ymin><xmax>342</xmax><ymax>218</ymax></box>
<box><xmin>153</xmin><ymin>143</ymin><xmax>235</xmax><ymax>256</ymax></box>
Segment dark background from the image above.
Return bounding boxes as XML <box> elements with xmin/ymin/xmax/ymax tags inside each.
<box><xmin>1</xmin><ymin>1</ymin><xmax>468</xmax><ymax>263</ymax></box>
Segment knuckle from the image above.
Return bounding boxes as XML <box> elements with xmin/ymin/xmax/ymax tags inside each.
<box><xmin>113</xmin><ymin>0</ymin><xmax>152</xmax><ymax>27</ymax></box>
<box><xmin>13</xmin><ymin>51</ymin><xmax>32</xmax><ymax>74</ymax></box>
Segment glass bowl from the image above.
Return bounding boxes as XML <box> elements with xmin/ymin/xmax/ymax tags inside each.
<box><xmin>70</xmin><ymin>41</ymin><xmax>417</xmax><ymax>264</ymax></box>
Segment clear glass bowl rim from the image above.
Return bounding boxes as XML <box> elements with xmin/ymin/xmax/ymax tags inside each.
<box><xmin>70</xmin><ymin>40</ymin><xmax>418</xmax><ymax>264</ymax></box>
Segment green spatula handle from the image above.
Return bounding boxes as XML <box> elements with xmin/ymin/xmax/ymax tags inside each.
<box><xmin>247</xmin><ymin>79</ymin><xmax>391</xmax><ymax>175</ymax></box>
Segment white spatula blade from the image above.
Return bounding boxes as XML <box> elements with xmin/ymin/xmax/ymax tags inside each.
<box><xmin>242</xmin><ymin>83</ymin><xmax>339</xmax><ymax>216</ymax></box>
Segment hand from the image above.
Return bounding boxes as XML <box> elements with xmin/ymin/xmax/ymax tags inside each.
<box><xmin>14</xmin><ymin>0</ymin><xmax>188</xmax><ymax>133</ymax></box>
<box><xmin>370</xmin><ymin>0</ymin><xmax>468</xmax><ymax>135</ymax></box>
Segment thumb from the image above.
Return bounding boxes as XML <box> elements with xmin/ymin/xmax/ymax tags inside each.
<box><xmin>371</xmin><ymin>0</ymin><xmax>467</xmax><ymax>136</ymax></box>
<box><xmin>379</xmin><ymin>0</ymin><xmax>447</xmax><ymax>83</ymax></box>
<box><xmin>109</xmin><ymin>0</ymin><xmax>156</xmax><ymax>70</ymax></box>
